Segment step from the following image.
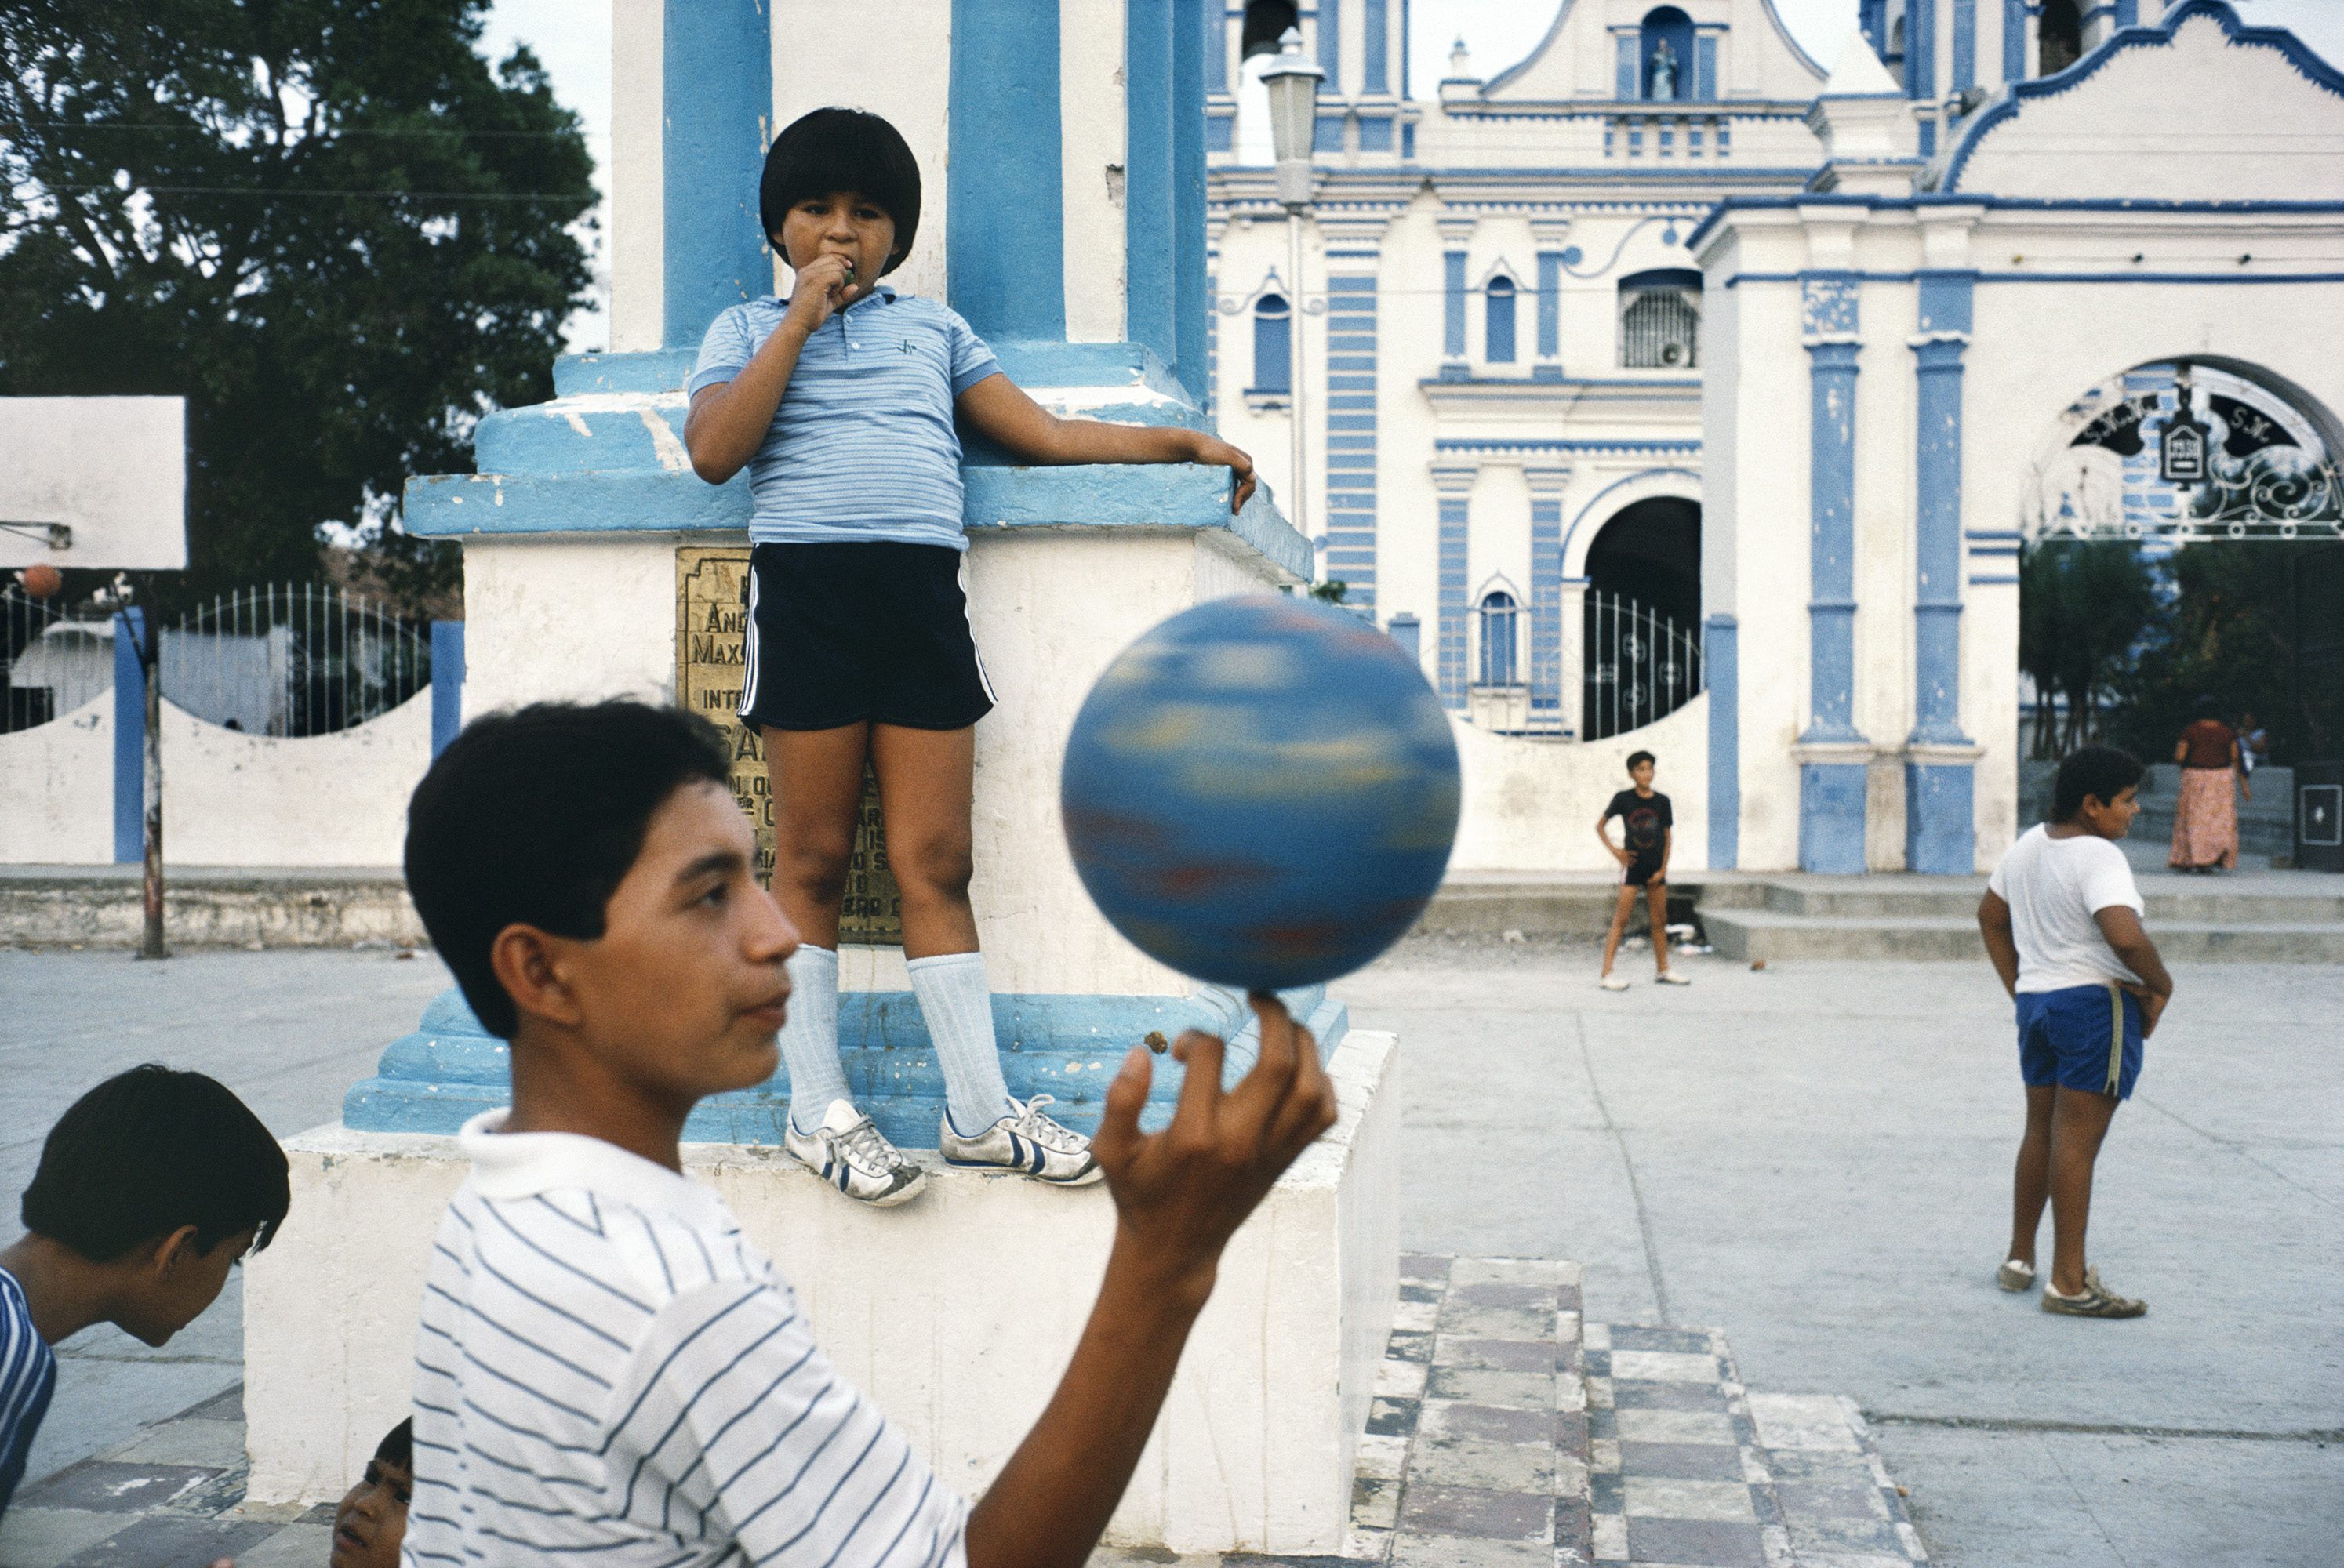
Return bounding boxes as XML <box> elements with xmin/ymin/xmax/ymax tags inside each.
<box><xmin>1708</xmin><ymin>909</ymin><xmax>2344</xmax><ymax>964</ymax></box>
<box><xmin>0</xmin><ymin>865</ymin><xmax>425</xmax><ymax>947</ymax></box>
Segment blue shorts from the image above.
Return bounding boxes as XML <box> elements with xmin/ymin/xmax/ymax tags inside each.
<box><xmin>2016</xmin><ymin>982</ymin><xmax>2143</xmax><ymax>1100</ymax></box>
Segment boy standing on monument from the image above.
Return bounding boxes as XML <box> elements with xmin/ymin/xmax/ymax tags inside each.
<box><xmin>1977</xmin><ymin>744</ymin><xmax>2171</xmax><ymax>1318</ymax></box>
<box><xmin>684</xmin><ymin>107</ymin><xmax>1257</xmax><ymax>1205</ymax></box>
<box><xmin>399</xmin><ymin>701</ymin><xmax>1336</xmax><ymax>1566</ymax></box>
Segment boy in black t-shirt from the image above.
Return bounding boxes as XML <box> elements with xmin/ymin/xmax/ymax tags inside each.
<box><xmin>1595</xmin><ymin>750</ymin><xmax>1689</xmax><ymax>989</ymax></box>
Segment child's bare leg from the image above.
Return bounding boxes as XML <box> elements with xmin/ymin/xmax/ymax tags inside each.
<box><xmin>1601</xmin><ymin>884</ymin><xmax>1635</xmax><ymax>975</ymax></box>
<box><xmin>869</xmin><ymin>723</ymin><xmax>979</xmax><ymax>957</ymax></box>
<box><xmin>1648</xmin><ymin>880</ymin><xmax>1670</xmax><ymax>971</ymax></box>
<box><xmin>2008</xmin><ymin>1083</ymin><xmax>2056</xmax><ymax>1269</ymax></box>
<box><xmin>763</xmin><ymin>723</ymin><xmax>870</xmax><ymax>947</ymax></box>
<box><xmin>2047</xmin><ymin>1086</ymin><xmax>2121</xmax><ymax>1294</ymax></box>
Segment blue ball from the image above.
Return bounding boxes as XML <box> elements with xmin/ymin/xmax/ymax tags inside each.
<box><xmin>1061</xmin><ymin>594</ymin><xmax>1461</xmax><ymax>991</ymax></box>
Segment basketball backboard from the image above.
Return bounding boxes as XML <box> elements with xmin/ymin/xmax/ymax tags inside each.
<box><xmin>0</xmin><ymin>397</ymin><xmax>187</xmax><ymax>570</ymax></box>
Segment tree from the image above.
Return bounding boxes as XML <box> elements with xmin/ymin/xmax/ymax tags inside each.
<box><xmin>2113</xmin><ymin>541</ymin><xmax>2313</xmax><ymax>765</ymax></box>
<box><xmin>2018</xmin><ymin>538</ymin><xmax>2157</xmax><ymax>757</ymax></box>
<box><xmin>0</xmin><ymin>0</ymin><xmax>595</xmax><ymax>613</ymax></box>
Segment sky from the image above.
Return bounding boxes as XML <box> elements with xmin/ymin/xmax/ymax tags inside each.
<box><xmin>478</xmin><ymin>0</ymin><xmax>2344</xmax><ymax>352</ymax></box>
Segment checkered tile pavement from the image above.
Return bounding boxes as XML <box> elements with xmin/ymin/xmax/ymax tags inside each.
<box><xmin>0</xmin><ymin>1255</ymin><xmax>1928</xmax><ymax>1568</ymax></box>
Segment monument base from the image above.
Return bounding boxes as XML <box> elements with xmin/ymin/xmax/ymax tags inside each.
<box><xmin>245</xmin><ymin>1030</ymin><xmax>1400</xmax><ymax>1556</ymax></box>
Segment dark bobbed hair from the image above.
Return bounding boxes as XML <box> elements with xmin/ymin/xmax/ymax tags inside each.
<box><xmin>403</xmin><ymin>702</ymin><xmax>733</xmax><ymax>1039</ymax></box>
<box><xmin>1626</xmin><ymin>750</ymin><xmax>1656</xmax><ymax>772</ymax></box>
<box><xmin>21</xmin><ymin>1065</ymin><xmax>289</xmax><ymax>1263</ymax></box>
<box><xmin>2054</xmin><ymin>744</ymin><xmax>2145</xmax><ymax>821</ymax></box>
<box><xmin>759</xmin><ymin>107</ymin><xmax>921</xmax><ymax>275</ymax></box>
<box><xmin>2192</xmin><ymin>694</ymin><xmax>2227</xmax><ymax>724</ymax></box>
<box><xmin>375</xmin><ymin>1417</ymin><xmax>414</xmax><ymax>1472</ymax></box>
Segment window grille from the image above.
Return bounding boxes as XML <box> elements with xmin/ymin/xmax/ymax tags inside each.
<box><xmin>1622</xmin><ymin>289</ymin><xmax>1699</xmax><ymax>369</ymax></box>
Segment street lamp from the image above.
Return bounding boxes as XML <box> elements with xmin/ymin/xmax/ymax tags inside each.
<box><xmin>1259</xmin><ymin>28</ymin><xmax>1323</xmax><ymax>552</ymax></box>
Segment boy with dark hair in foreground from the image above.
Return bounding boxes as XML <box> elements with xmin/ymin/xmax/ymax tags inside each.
<box><xmin>1978</xmin><ymin>744</ymin><xmax>2172</xmax><ymax>1318</ymax></box>
<box><xmin>0</xmin><ymin>1066</ymin><xmax>290</xmax><ymax>1517</ymax></box>
<box><xmin>330</xmin><ymin>1418</ymin><xmax>412</xmax><ymax>1568</ymax></box>
<box><xmin>399</xmin><ymin>701</ymin><xmax>1336</xmax><ymax>1566</ymax></box>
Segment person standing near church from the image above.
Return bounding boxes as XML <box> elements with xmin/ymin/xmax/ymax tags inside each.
<box><xmin>1595</xmin><ymin>750</ymin><xmax>1688</xmax><ymax>989</ymax></box>
<box><xmin>2168</xmin><ymin>695</ymin><xmax>2248</xmax><ymax>873</ymax></box>
<box><xmin>683</xmin><ymin>107</ymin><xmax>1257</xmax><ymax>1204</ymax></box>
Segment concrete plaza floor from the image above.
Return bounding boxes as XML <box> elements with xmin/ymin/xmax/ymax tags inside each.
<box><xmin>1</xmin><ymin>937</ymin><xmax>2337</xmax><ymax>1566</ymax></box>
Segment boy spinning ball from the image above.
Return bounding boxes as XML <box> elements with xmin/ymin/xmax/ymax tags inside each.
<box><xmin>398</xmin><ymin>701</ymin><xmax>1336</xmax><ymax>1565</ymax></box>
<box><xmin>684</xmin><ymin>107</ymin><xmax>1258</xmax><ymax>1203</ymax></box>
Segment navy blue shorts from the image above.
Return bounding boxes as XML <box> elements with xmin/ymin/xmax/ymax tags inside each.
<box><xmin>739</xmin><ymin>542</ymin><xmax>995</xmax><ymax>732</ymax></box>
<box><xmin>2016</xmin><ymin>982</ymin><xmax>2143</xmax><ymax>1100</ymax></box>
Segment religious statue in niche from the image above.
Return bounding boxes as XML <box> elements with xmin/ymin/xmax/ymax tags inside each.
<box><xmin>1650</xmin><ymin>40</ymin><xmax>1679</xmax><ymax>100</ymax></box>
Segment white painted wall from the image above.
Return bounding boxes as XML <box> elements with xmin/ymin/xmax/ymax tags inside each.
<box><xmin>0</xmin><ymin>691</ymin><xmax>113</xmax><ymax>862</ymax></box>
<box><xmin>462</xmin><ymin>530</ymin><xmax>687</xmax><ymax>717</ymax></box>
<box><xmin>0</xmin><ymin>691</ymin><xmax>431</xmax><ymax>868</ymax></box>
<box><xmin>1448</xmin><ymin>695</ymin><xmax>1709</xmax><ymax>872</ymax></box>
<box><xmin>1061</xmin><ymin>0</ymin><xmax>1128</xmax><ymax>343</ymax></box>
<box><xmin>247</xmin><ymin>1029</ymin><xmax>1401</xmax><ymax>1556</ymax></box>
<box><xmin>608</xmin><ymin>0</ymin><xmax>661</xmax><ymax>353</ymax></box>
<box><xmin>154</xmin><ymin>693</ymin><xmax>431</xmax><ymax>867</ymax></box>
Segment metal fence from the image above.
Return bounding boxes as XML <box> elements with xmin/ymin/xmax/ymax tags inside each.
<box><xmin>1583</xmin><ymin>590</ymin><xmax>1705</xmax><ymax>741</ymax></box>
<box><xmin>1</xmin><ymin>583</ymin><xmax>431</xmax><ymax>738</ymax></box>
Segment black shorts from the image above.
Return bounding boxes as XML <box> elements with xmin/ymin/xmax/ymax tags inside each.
<box><xmin>740</xmin><ymin>541</ymin><xmax>996</xmax><ymax>731</ymax></box>
<box><xmin>1622</xmin><ymin>854</ymin><xmax>1665</xmax><ymax>889</ymax></box>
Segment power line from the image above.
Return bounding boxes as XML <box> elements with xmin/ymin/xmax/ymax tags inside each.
<box><xmin>37</xmin><ymin>183</ymin><xmax>595</xmax><ymax>202</ymax></box>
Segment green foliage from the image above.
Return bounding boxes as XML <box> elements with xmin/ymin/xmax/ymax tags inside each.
<box><xmin>1310</xmin><ymin>579</ymin><xmax>1348</xmax><ymax>603</ymax></box>
<box><xmin>2017</xmin><ymin>539</ymin><xmax>2157</xmax><ymax>758</ymax></box>
<box><xmin>0</xmin><ymin>0</ymin><xmax>596</xmax><ymax>615</ymax></box>
<box><xmin>2108</xmin><ymin>542</ymin><xmax>2317</xmax><ymax>767</ymax></box>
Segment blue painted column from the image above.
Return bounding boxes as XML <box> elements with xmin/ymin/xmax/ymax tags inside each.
<box><xmin>1706</xmin><ymin>614</ymin><xmax>1739</xmax><ymax>868</ymax></box>
<box><xmin>1953</xmin><ymin>0</ymin><xmax>1975</xmax><ymax>89</ymax></box>
<box><xmin>1362</xmin><ymin>0</ymin><xmax>1389</xmax><ymax>93</ymax></box>
<box><xmin>1535</xmin><ymin>251</ymin><xmax>1562</xmax><ymax>370</ymax></box>
<box><xmin>430</xmin><ymin>621</ymin><xmax>467</xmax><ymax>759</ymax></box>
<box><xmin>1172</xmin><ymin>0</ymin><xmax>1209</xmax><ymax>398</ymax></box>
<box><xmin>112</xmin><ymin>608</ymin><xmax>145</xmax><ymax>863</ymax></box>
<box><xmin>1907</xmin><ymin>0</ymin><xmax>1938</xmax><ymax>154</ymax></box>
<box><xmin>1442</xmin><ymin>249</ymin><xmax>1467</xmax><ymax>368</ymax></box>
<box><xmin>1798</xmin><ymin>274</ymin><xmax>1868</xmax><ymax>873</ymax></box>
<box><xmin>1325</xmin><ymin>271</ymin><xmax>1379</xmax><ymax>606</ymax></box>
<box><xmin>1127</xmin><ymin>0</ymin><xmax>1179</xmax><ymax>372</ymax></box>
<box><xmin>2004</xmin><ymin>0</ymin><xmax>2027</xmax><ymax>82</ymax></box>
<box><xmin>1528</xmin><ymin>467</ymin><xmax>1567</xmax><ymax>724</ymax></box>
<box><xmin>1318</xmin><ymin>0</ymin><xmax>1341</xmax><ymax>87</ymax></box>
<box><xmin>1432</xmin><ymin>465</ymin><xmax>1475</xmax><ymax>708</ymax></box>
<box><xmin>1908</xmin><ymin>271</ymin><xmax>1978</xmax><ymax>874</ymax></box>
<box><xmin>950</xmin><ymin>0</ymin><xmax>1067</xmax><ymax>342</ymax></box>
<box><xmin>661</xmin><ymin>0</ymin><xmax>772</xmax><ymax>350</ymax></box>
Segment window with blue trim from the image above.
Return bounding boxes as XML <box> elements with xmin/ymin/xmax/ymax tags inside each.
<box><xmin>1252</xmin><ymin>294</ymin><xmax>1291</xmax><ymax>394</ymax></box>
<box><xmin>1478</xmin><ymin>593</ymin><xmax>1519</xmax><ymax>686</ymax></box>
<box><xmin>1485</xmin><ymin>276</ymin><xmax>1517</xmax><ymax>363</ymax></box>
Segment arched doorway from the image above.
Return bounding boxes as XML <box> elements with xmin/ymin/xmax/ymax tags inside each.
<box><xmin>1581</xmin><ymin>496</ymin><xmax>1703</xmax><ymax>739</ymax></box>
<box><xmin>2018</xmin><ymin>358</ymin><xmax>2343</xmax><ymax>839</ymax></box>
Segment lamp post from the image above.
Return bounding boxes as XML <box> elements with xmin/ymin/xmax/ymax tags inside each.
<box><xmin>1260</xmin><ymin>28</ymin><xmax>1323</xmax><ymax>553</ymax></box>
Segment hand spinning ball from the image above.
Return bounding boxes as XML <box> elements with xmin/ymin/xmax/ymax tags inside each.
<box><xmin>1061</xmin><ymin>594</ymin><xmax>1460</xmax><ymax>991</ymax></box>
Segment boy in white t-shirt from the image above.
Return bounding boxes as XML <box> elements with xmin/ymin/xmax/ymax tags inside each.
<box><xmin>1977</xmin><ymin>746</ymin><xmax>2173</xmax><ymax>1319</ymax></box>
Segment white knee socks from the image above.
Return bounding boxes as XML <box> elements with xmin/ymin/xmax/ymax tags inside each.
<box><xmin>779</xmin><ymin>945</ymin><xmax>851</xmax><ymax>1134</ymax></box>
<box><xmin>908</xmin><ymin>951</ymin><xmax>1016</xmax><ymax>1134</ymax></box>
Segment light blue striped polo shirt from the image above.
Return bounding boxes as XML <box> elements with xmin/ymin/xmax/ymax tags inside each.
<box><xmin>690</xmin><ymin>286</ymin><xmax>1001</xmax><ymax>552</ymax></box>
<box><xmin>0</xmin><ymin>1264</ymin><xmax>57</xmax><ymax>1518</ymax></box>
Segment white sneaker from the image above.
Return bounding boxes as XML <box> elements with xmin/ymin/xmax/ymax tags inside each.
<box><xmin>1656</xmin><ymin>969</ymin><xmax>1692</xmax><ymax>986</ymax></box>
<box><xmin>785</xmin><ymin>1100</ymin><xmax>927</xmax><ymax>1207</ymax></box>
<box><xmin>1599</xmin><ymin>973</ymin><xmax>1630</xmax><ymax>991</ymax></box>
<box><xmin>941</xmin><ymin>1095</ymin><xmax>1103</xmax><ymax>1185</ymax></box>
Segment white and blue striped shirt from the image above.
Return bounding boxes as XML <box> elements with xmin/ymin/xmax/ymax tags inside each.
<box><xmin>689</xmin><ymin>286</ymin><xmax>1001</xmax><ymax>553</ymax></box>
<box><xmin>0</xmin><ymin>1264</ymin><xmax>57</xmax><ymax>1519</ymax></box>
<box><xmin>403</xmin><ymin>1112</ymin><xmax>968</xmax><ymax>1568</ymax></box>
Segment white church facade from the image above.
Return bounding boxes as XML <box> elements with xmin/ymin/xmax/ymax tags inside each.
<box><xmin>1205</xmin><ymin>0</ymin><xmax>2344</xmax><ymax>873</ymax></box>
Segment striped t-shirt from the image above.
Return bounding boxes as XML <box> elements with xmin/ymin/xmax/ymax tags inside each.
<box><xmin>689</xmin><ymin>285</ymin><xmax>1001</xmax><ymax>552</ymax></box>
<box><xmin>0</xmin><ymin>1265</ymin><xmax>57</xmax><ymax>1518</ymax></box>
<box><xmin>403</xmin><ymin>1112</ymin><xmax>968</xmax><ymax>1568</ymax></box>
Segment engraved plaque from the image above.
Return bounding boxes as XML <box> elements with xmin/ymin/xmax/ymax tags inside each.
<box><xmin>676</xmin><ymin>546</ymin><xmax>902</xmax><ymax>944</ymax></box>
